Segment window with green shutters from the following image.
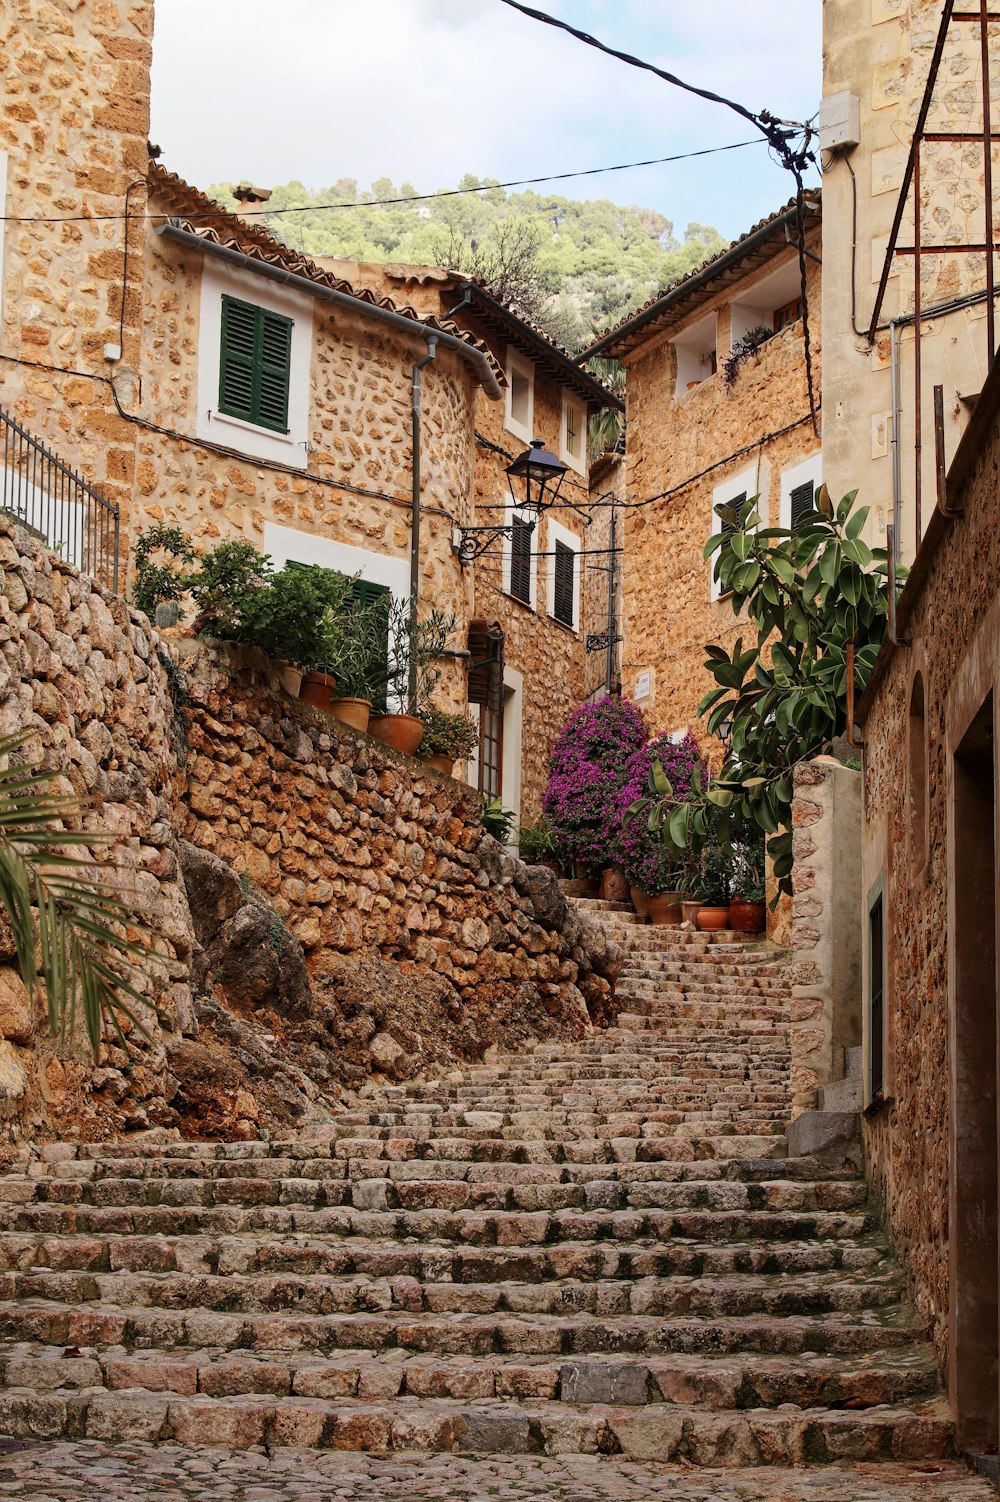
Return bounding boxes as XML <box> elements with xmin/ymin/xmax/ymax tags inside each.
<box><xmin>219</xmin><ymin>295</ymin><xmax>293</xmax><ymax>433</ymax></box>
<box><xmin>553</xmin><ymin>539</ymin><xmax>576</xmax><ymax>627</ymax></box>
<box><xmin>509</xmin><ymin>515</ymin><xmax>534</xmax><ymax>606</ymax></box>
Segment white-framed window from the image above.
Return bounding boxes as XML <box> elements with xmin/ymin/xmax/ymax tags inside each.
<box><xmin>561</xmin><ymin>393</ymin><xmax>587</xmax><ymax>474</ymax></box>
<box><xmin>672</xmin><ymin>311</ymin><xmax>717</xmax><ymax>396</ymax></box>
<box><xmin>779</xmin><ymin>453</ymin><xmax>823</xmax><ymax>531</ymax></box>
<box><xmin>505</xmin><ymin>348</ymin><xmax>534</xmax><ymax>444</ymax></box>
<box><xmin>501</xmin><ymin>503</ymin><xmax>538</xmax><ymax>611</ymax></box>
<box><xmin>196</xmin><ymin>260</ymin><xmax>313</xmax><ymax>465</ymax></box>
<box><xmin>545</xmin><ymin>518</ymin><xmax>581</xmax><ymax>632</ymax></box>
<box><xmin>710</xmin><ymin>464</ymin><xmax>758</xmax><ymax>602</ymax></box>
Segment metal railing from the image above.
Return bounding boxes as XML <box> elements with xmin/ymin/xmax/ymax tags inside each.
<box><xmin>0</xmin><ymin>405</ymin><xmax>120</xmax><ymax>593</ymax></box>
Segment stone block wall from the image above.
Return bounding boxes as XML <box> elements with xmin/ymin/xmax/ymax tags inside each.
<box><xmin>789</xmin><ymin>757</ymin><xmax>863</xmax><ymax>1117</ymax></box>
<box><xmin>174</xmin><ymin>638</ymin><xmax>616</xmax><ymax>1030</ymax></box>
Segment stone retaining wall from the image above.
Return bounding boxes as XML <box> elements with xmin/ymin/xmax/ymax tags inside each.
<box><xmin>175</xmin><ymin>639</ymin><xmax>616</xmax><ymax>1031</ymax></box>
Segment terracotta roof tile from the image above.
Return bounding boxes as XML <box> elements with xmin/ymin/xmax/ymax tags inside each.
<box><xmin>147</xmin><ymin>163</ymin><xmax>503</xmax><ymax>383</ymax></box>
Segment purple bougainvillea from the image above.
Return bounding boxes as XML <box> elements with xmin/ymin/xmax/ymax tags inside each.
<box><xmin>542</xmin><ymin>698</ymin><xmax>648</xmax><ymax>876</ymax></box>
<box><xmin>610</xmin><ymin>732</ymin><xmax>706</xmax><ymax>893</ymax></box>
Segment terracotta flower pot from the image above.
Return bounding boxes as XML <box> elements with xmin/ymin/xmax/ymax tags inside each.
<box><xmin>681</xmin><ymin>900</ymin><xmax>701</xmax><ymax>927</ymax></box>
<box><xmin>729</xmin><ymin>899</ymin><xmax>766</xmax><ymax>934</ymax></box>
<box><xmin>275</xmin><ymin>660</ymin><xmax>303</xmax><ymax>699</ymax></box>
<box><xmin>697</xmin><ymin>906</ymin><xmax>730</xmax><ymax>932</ymax></box>
<box><xmin>600</xmin><ymin>867</ymin><xmax>630</xmax><ymax>903</ymax></box>
<box><xmin>629</xmin><ymin>885</ymin><xmax>651</xmax><ymax>923</ymax></box>
<box><xmin>328</xmin><ymin>697</ymin><xmax>372</xmax><ymax>733</ymax></box>
<box><xmin>368</xmin><ymin>713</ymin><xmax>424</xmax><ymax>757</ymax></box>
<box><xmin>647</xmin><ymin>891</ymin><xmax>682</xmax><ymax>926</ymax></box>
<box><xmin>299</xmin><ymin>671</ymin><xmax>336</xmax><ymax>712</ymax></box>
<box><xmin>425</xmin><ymin>752</ymin><xmax>454</xmax><ymax>775</ymax></box>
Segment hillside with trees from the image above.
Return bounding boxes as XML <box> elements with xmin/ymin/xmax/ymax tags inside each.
<box><xmin>208</xmin><ymin>174</ymin><xmax>728</xmax><ymax>352</ymax></box>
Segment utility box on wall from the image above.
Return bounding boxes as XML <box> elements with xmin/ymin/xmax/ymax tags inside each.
<box><xmin>819</xmin><ymin>91</ymin><xmax>861</xmax><ymax>152</ymax></box>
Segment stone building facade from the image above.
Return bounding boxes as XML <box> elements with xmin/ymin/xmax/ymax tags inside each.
<box><xmin>857</xmin><ymin>353</ymin><xmax>1000</xmax><ymax>1451</ymax></box>
<box><xmin>0</xmin><ymin>0</ymin><xmax>621</xmax><ymax>829</ymax></box>
<box><xmin>822</xmin><ymin>0</ymin><xmax>1000</xmax><ymax>561</ymax></box>
<box><xmin>583</xmin><ymin>199</ymin><xmax>822</xmax><ymax>744</ymax></box>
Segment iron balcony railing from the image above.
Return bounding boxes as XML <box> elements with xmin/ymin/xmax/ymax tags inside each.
<box><xmin>0</xmin><ymin>405</ymin><xmax>120</xmax><ymax>593</ymax></box>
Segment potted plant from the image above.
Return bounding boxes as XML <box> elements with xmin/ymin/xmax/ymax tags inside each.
<box><xmin>730</xmin><ymin>837</ymin><xmax>766</xmax><ymax>933</ymax></box>
<box><xmin>676</xmin><ymin>870</ymin><xmax>703</xmax><ymax>928</ymax></box>
<box><xmin>517</xmin><ymin>815</ymin><xmax>560</xmax><ymax>873</ymax></box>
<box><xmin>696</xmin><ymin>842</ymin><xmax>733</xmax><ymax>932</ymax></box>
<box><xmin>482</xmin><ymin>794</ymin><xmax>516</xmax><ymax>846</ymax></box>
<box><xmin>609</xmin><ymin>731</ymin><xmax>704</xmax><ymax>929</ymax></box>
<box><xmin>542</xmin><ymin>698</ymin><xmax>648</xmax><ymax>893</ymax></box>
<box><xmin>417</xmin><ymin>704</ymin><xmax>479</xmax><ymax>775</ymax></box>
<box><xmin>325</xmin><ymin>591</ymin><xmax>394</xmax><ymax>733</ymax></box>
<box><xmin>368</xmin><ymin>604</ymin><xmax>455</xmax><ymax>756</ymax></box>
<box><xmin>233</xmin><ymin>562</ymin><xmax>358</xmax><ymax>710</ymax></box>
<box><xmin>132</xmin><ymin>522</ymin><xmax>197</xmax><ymax>628</ymax></box>
<box><xmin>600</xmin><ymin>867</ymin><xmax>631</xmax><ymax>903</ymax></box>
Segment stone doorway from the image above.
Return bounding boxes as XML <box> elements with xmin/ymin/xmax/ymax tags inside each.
<box><xmin>950</xmin><ymin>693</ymin><xmax>998</xmax><ymax>1452</ymax></box>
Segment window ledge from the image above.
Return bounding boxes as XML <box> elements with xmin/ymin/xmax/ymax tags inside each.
<box><xmin>503</xmin><ymin>590</ymin><xmax>536</xmax><ymax>614</ymax></box>
<box><xmin>863</xmin><ymin>1092</ymin><xmax>894</xmax><ymax>1119</ymax></box>
<box><xmin>210</xmin><ymin>409</ymin><xmax>298</xmax><ymax>448</ymax></box>
<box><xmin>546</xmin><ymin>612</ymin><xmax>579</xmax><ymax>636</ymax></box>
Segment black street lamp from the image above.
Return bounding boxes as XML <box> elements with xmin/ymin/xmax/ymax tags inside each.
<box><xmin>505</xmin><ymin>439</ymin><xmax>569</xmax><ymax>514</ymax></box>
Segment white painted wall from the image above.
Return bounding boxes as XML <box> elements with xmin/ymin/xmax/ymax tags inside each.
<box><xmin>197</xmin><ymin>261</ymin><xmax>313</xmax><ymax>465</ymax></box>
<box><xmin>262</xmin><ymin>521</ymin><xmax>410</xmax><ymax>602</ymax></box>
<box><xmin>0</xmin><ymin>150</ymin><xmax>7</xmax><ymax>342</ymax></box>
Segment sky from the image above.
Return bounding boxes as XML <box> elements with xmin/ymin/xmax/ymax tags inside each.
<box><xmin>150</xmin><ymin>0</ymin><xmax>822</xmax><ymax>242</ymax></box>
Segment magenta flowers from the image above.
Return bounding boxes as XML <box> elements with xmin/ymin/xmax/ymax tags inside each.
<box><xmin>542</xmin><ymin>698</ymin><xmax>648</xmax><ymax>877</ymax></box>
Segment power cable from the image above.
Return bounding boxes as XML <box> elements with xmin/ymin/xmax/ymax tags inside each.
<box><xmin>495</xmin><ymin>0</ymin><xmax>821</xmax><ymax>438</ymax></box>
<box><xmin>0</xmin><ymin>140</ymin><xmax>765</xmax><ymax>226</ymax></box>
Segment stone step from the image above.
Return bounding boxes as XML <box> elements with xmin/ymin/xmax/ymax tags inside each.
<box><xmin>0</xmin><ymin>1231</ymin><xmax>889</xmax><ymax>1280</ymax></box>
<box><xmin>0</xmin><ymin>1387</ymin><xmax>955</xmax><ymax>1463</ymax></box>
<box><xmin>0</xmin><ymin>1264</ymin><xmax>906</xmax><ymax>1319</ymax></box>
<box><xmin>1</xmin><ymin>1342</ymin><xmax>934</xmax><ymax>1410</ymax></box>
<box><xmin>0</xmin><ymin>1305</ymin><xmax>928</xmax><ymax>1360</ymax></box>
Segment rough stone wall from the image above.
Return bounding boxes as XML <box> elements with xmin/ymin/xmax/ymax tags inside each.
<box><xmin>822</xmin><ymin>0</ymin><xmax>1000</xmax><ymax>558</ymax></box>
<box><xmin>0</xmin><ymin>514</ymin><xmax>195</xmax><ymax>1141</ymax></box>
<box><xmin>790</xmin><ymin>757</ymin><xmax>863</xmax><ymax>1116</ymax></box>
<box><xmin>619</xmin><ymin>248</ymin><xmax>822</xmax><ymax>749</ymax></box>
<box><xmin>176</xmin><ymin>638</ymin><xmax>616</xmax><ymax>1024</ymax></box>
<box><xmin>0</xmin><ymin>0</ymin><xmax>152</xmax><ymax>519</ymax></box>
<box><xmin>583</xmin><ymin>450</ymin><xmax>623</xmax><ymax>701</ymax></box>
<box><xmin>860</xmin><ymin>384</ymin><xmax>1000</xmax><ymax>1375</ymax></box>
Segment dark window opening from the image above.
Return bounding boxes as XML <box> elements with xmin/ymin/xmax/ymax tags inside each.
<box><xmin>773</xmin><ymin>296</ymin><xmax>803</xmax><ymax>332</ymax></box>
<box><xmin>553</xmin><ymin>540</ymin><xmax>575</xmax><ymax>627</ymax></box>
<box><xmin>790</xmin><ymin>479</ymin><xmax>815</xmax><ymax>528</ymax></box>
<box><xmin>479</xmin><ymin>701</ymin><xmax>504</xmax><ymax>799</ymax></box>
<box><xmin>715</xmin><ymin>490</ymin><xmax>745</xmax><ymax>599</ymax></box>
<box><xmin>868</xmin><ymin>893</ymin><xmax>884</xmax><ymax>1102</ymax></box>
<box><xmin>509</xmin><ymin>515</ymin><xmax>533</xmax><ymax>606</ymax></box>
<box><xmin>219</xmin><ymin>295</ymin><xmax>292</xmax><ymax>434</ymax></box>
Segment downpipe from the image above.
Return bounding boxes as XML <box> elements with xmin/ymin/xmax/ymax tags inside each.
<box><xmin>409</xmin><ymin>337</ymin><xmax>438</xmax><ymax>710</ymax></box>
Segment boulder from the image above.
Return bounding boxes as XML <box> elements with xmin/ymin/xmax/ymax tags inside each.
<box><xmin>0</xmin><ymin>966</ymin><xmax>34</xmax><ymax>1045</ymax></box>
<box><xmin>179</xmin><ymin>841</ymin><xmax>244</xmax><ymax>946</ymax></box>
<box><xmin>206</xmin><ymin>896</ymin><xmax>311</xmax><ymax>1017</ymax></box>
<box><xmin>523</xmin><ymin>864</ymin><xmax>568</xmax><ymax>931</ymax></box>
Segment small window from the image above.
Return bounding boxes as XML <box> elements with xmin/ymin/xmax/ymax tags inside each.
<box><xmin>508</xmin><ymin>514</ymin><xmax>533</xmax><ymax>605</ymax></box>
<box><xmin>479</xmin><ymin>702</ymin><xmax>504</xmax><ymax>798</ymax></box>
<box><xmin>219</xmin><ymin>294</ymin><xmax>292</xmax><ymax>433</ymax></box>
<box><xmin>773</xmin><ymin>296</ymin><xmax>803</xmax><ymax>332</ymax></box>
<box><xmin>713</xmin><ymin>491</ymin><xmax>745</xmax><ymax>601</ymax></box>
<box><xmin>552</xmin><ymin>540</ymin><xmax>575</xmax><ymax>627</ymax></box>
<box><xmin>562</xmin><ymin>395</ymin><xmax>586</xmax><ymax>472</ymax></box>
<box><xmin>505</xmin><ymin>350</ymin><xmax>534</xmax><ymax>442</ymax></box>
<box><xmin>868</xmin><ymin>892</ymin><xmax>885</xmax><ymax>1102</ymax></box>
<box><xmin>789</xmin><ymin>479</ymin><xmax>814</xmax><ymax>527</ymax></box>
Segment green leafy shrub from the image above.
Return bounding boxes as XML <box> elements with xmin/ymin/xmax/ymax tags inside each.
<box><xmin>190</xmin><ymin>540</ymin><xmax>271</xmax><ymax>638</ymax></box>
<box><xmin>418</xmin><ymin>706</ymin><xmax>479</xmax><ymax>760</ymax></box>
<box><xmin>482</xmin><ymin>795</ymin><xmax>516</xmax><ymax>845</ymax></box>
<box><xmin>132</xmin><ymin>524</ymin><xmax>197</xmax><ymax>619</ymax></box>
<box><xmin>517</xmin><ymin>815</ymin><xmax>558</xmax><ymax>866</ymax></box>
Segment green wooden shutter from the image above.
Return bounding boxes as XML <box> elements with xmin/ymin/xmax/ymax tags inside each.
<box><xmin>553</xmin><ymin>539</ymin><xmax>575</xmax><ymax>626</ymax></box>
<box><xmin>717</xmin><ymin>491</ymin><xmax>745</xmax><ymax>598</ymax></box>
<box><xmin>349</xmin><ymin>579</ymin><xmax>391</xmax><ymax>696</ymax></box>
<box><xmin>790</xmin><ymin>479</ymin><xmax>815</xmax><ymax>528</ymax></box>
<box><xmin>218</xmin><ymin>295</ymin><xmax>292</xmax><ymax>433</ymax></box>
<box><xmin>509</xmin><ymin>516</ymin><xmax>533</xmax><ymax>605</ymax></box>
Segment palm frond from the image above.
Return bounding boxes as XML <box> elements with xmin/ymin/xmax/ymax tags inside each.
<box><xmin>0</xmin><ymin>730</ymin><xmax>166</xmax><ymax>1056</ymax></box>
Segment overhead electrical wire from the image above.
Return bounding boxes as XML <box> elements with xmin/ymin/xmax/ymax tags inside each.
<box><xmin>0</xmin><ymin>140</ymin><xmax>765</xmax><ymax>226</ymax></box>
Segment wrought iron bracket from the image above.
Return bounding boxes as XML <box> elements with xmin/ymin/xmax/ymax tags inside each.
<box><xmin>586</xmin><ymin>631</ymin><xmax>622</xmax><ymax>654</ymax></box>
<box><xmin>453</xmin><ymin>520</ymin><xmax>534</xmax><ymax>565</ymax></box>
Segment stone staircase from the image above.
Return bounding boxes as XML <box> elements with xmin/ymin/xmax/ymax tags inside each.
<box><xmin>0</xmin><ymin>893</ymin><xmax>972</xmax><ymax>1485</ymax></box>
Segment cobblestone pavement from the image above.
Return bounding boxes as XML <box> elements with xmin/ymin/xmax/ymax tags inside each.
<box><xmin>0</xmin><ymin>1443</ymin><xmax>994</xmax><ymax>1501</ymax></box>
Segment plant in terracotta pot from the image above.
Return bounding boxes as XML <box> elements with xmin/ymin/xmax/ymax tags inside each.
<box><xmin>610</xmin><ymin>731</ymin><xmax>704</xmax><ymax>925</ymax></box>
<box><xmin>323</xmin><ymin>597</ymin><xmax>390</xmax><ymax>733</ymax></box>
<box><xmin>695</xmin><ymin>842</ymin><xmax>733</xmax><ymax>932</ymax></box>
<box><xmin>369</xmin><ymin>603</ymin><xmax>456</xmax><ymax>755</ymax></box>
<box><xmin>233</xmin><ymin>562</ymin><xmax>358</xmax><ymax>711</ymax></box>
<box><xmin>730</xmin><ymin>835</ymin><xmax>767</xmax><ymax>933</ymax></box>
<box><xmin>417</xmin><ymin>704</ymin><xmax>479</xmax><ymax>775</ymax></box>
<box><xmin>517</xmin><ymin>815</ymin><xmax>560</xmax><ymax>873</ymax></box>
<box><xmin>542</xmin><ymin>698</ymin><xmax>648</xmax><ymax>887</ymax></box>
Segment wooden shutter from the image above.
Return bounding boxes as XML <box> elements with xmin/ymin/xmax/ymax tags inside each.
<box><xmin>509</xmin><ymin>515</ymin><xmax>533</xmax><ymax>605</ymax></box>
<box><xmin>716</xmin><ymin>492</ymin><xmax>744</xmax><ymax>598</ymax></box>
<box><xmin>349</xmin><ymin>579</ymin><xmax>391</xmax><ymax>693</ymax></box>
<box><xmin>553</xmin><ymin>540</ymin><xmax>575</xmax><ymax>627</ymax></box>
<box><xmin>467</xmin><ymin>619</ymin><xmax>504</xmax><ymax>714</ymax></box>
<box><xmin>219</xmin><ymin>295</ymin><xmax>292</xmax><ymax>433</ymax></box>
<box><xmin>790</xmin><ymin>479</ymin><xmax>814</xmax><ymax>528</ymax></box>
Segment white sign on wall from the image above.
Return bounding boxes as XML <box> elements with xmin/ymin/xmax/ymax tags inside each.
<box><xmin>634</xmin><ymin>671</ymin><xmax>651</xmax><ymax>701</ymax></box>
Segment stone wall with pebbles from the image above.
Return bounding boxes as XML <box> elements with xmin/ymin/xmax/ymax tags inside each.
<box><xmin>0</xmin><ymin>515</ymin><xmax>196</xmax><ymax>1141</ymax></box>
<box><xmin>174</xmin><ymin>638</ymin><xmax>618</xmax><ymax>1031</ymax></box>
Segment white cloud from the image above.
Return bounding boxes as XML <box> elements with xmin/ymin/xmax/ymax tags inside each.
<box><xmin>150</xmin><ymin>0</ymin><xmax>821</xmax><ymax>235</ymax></box>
